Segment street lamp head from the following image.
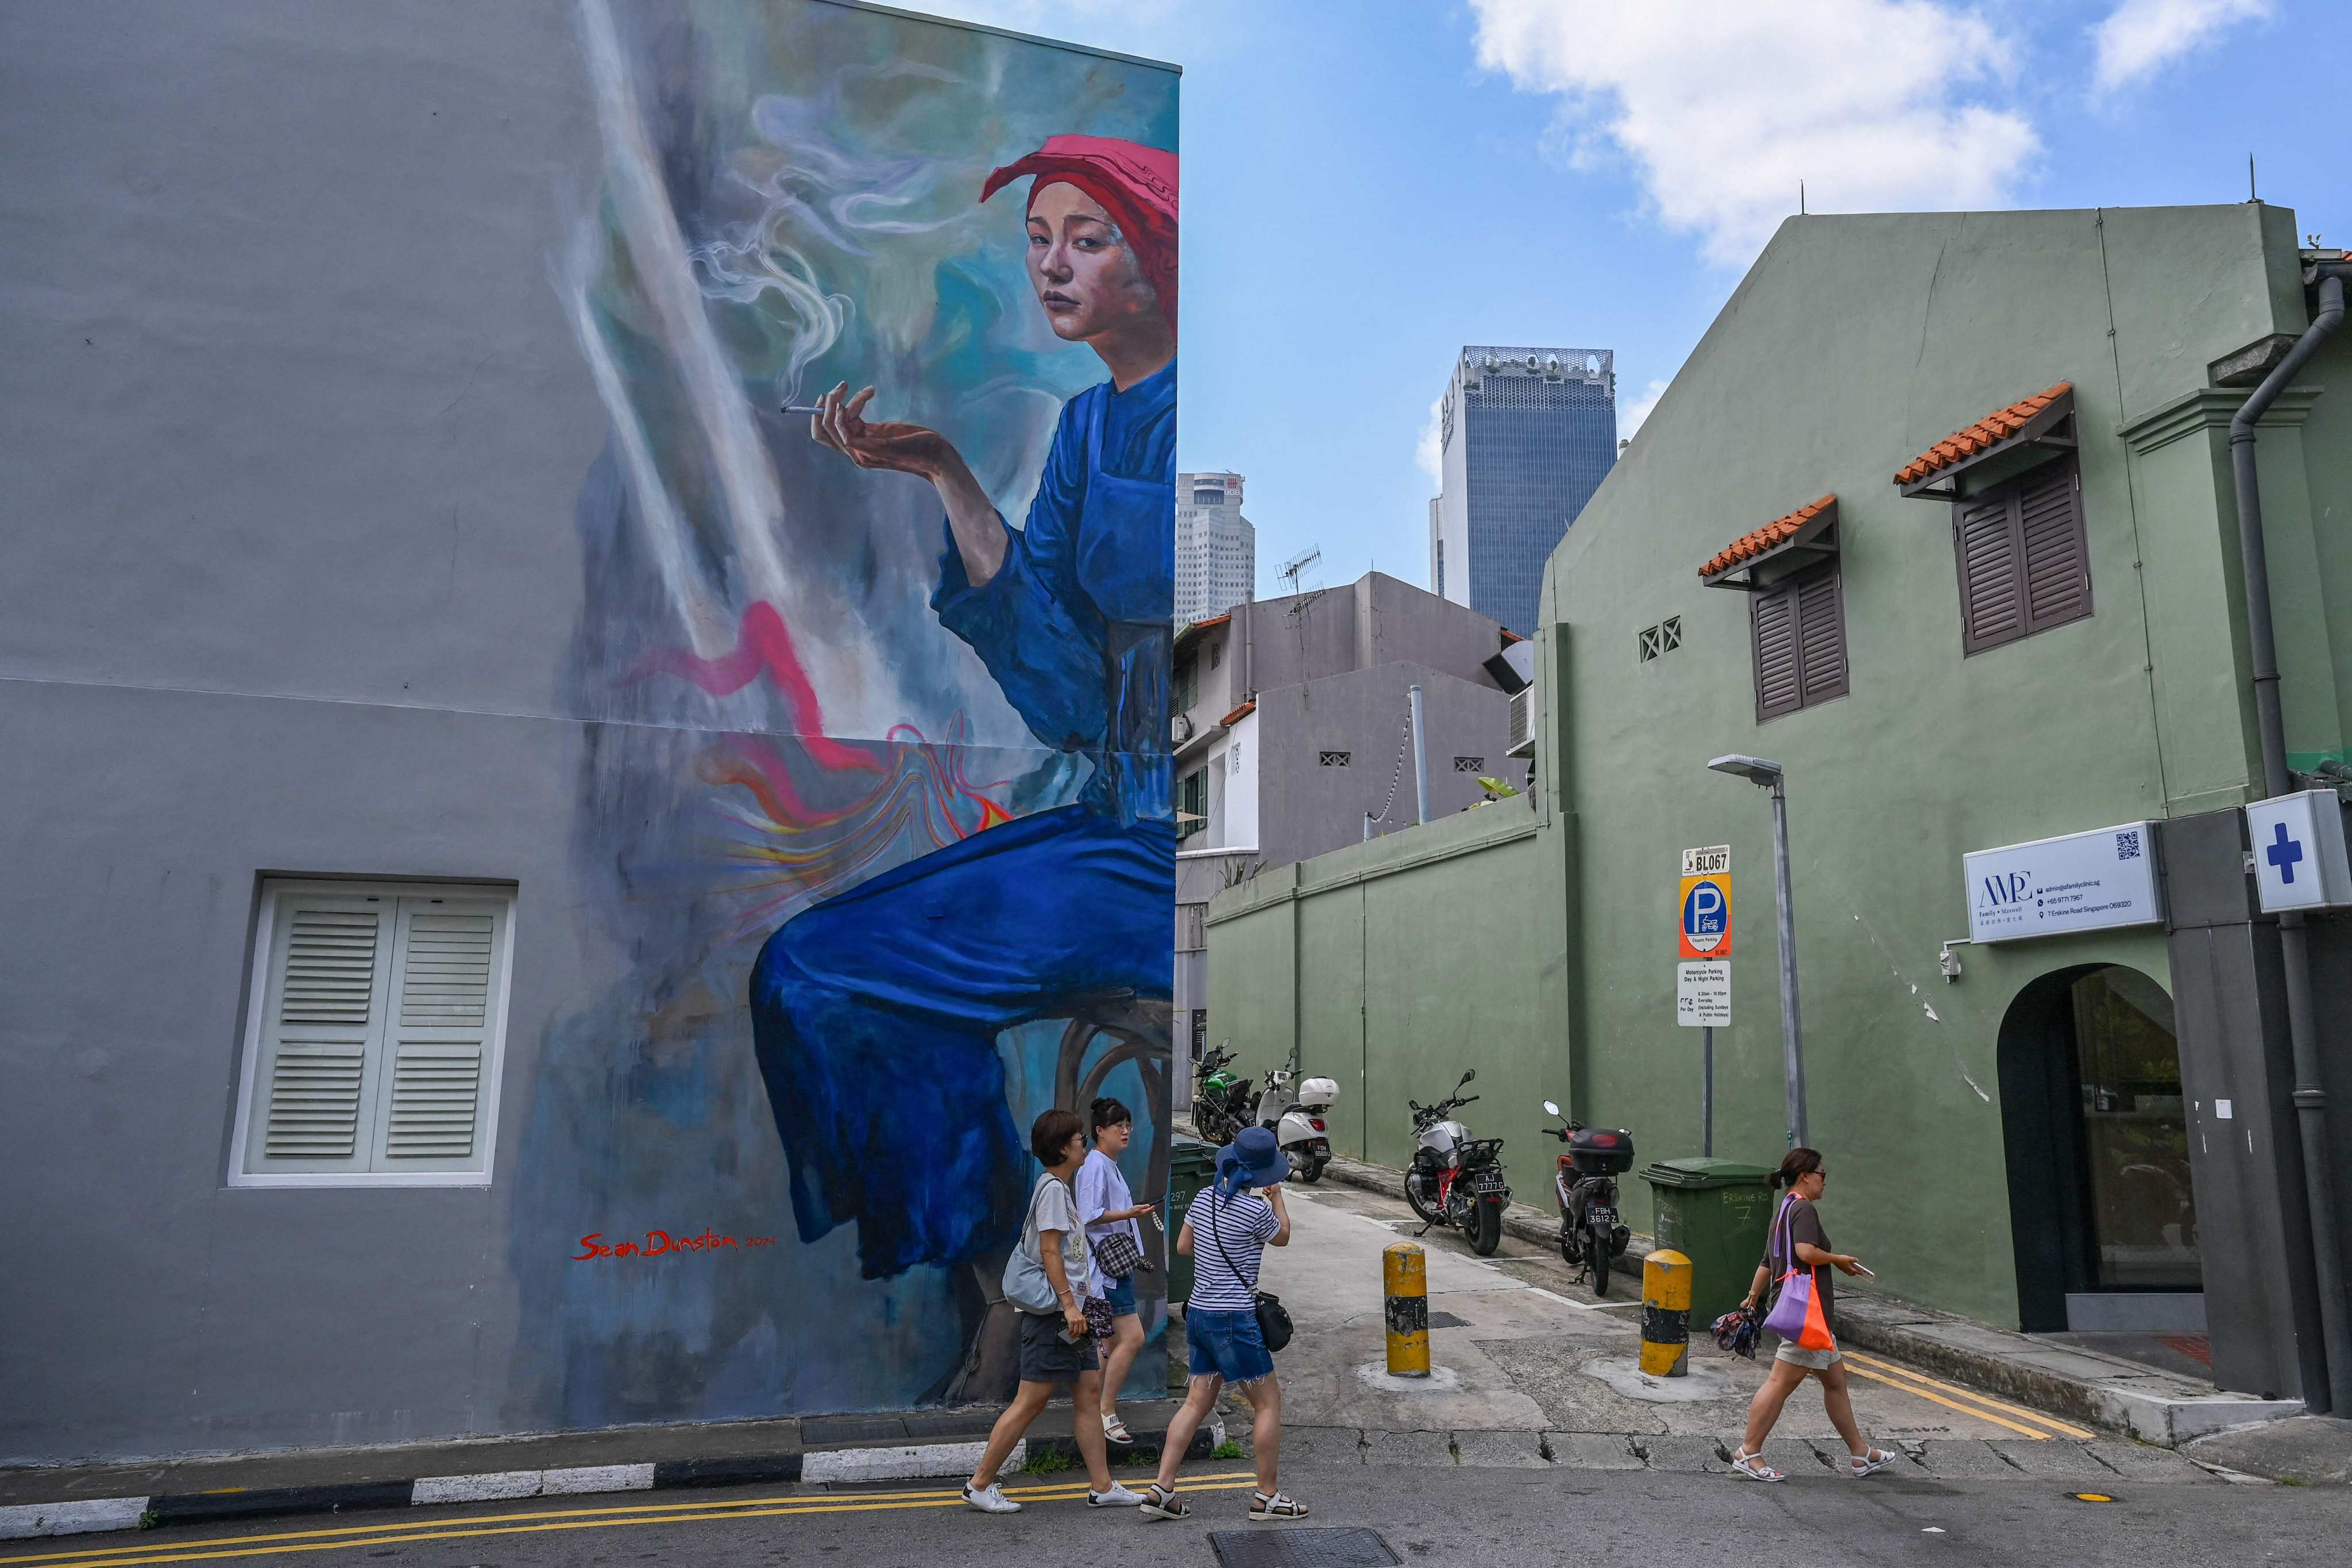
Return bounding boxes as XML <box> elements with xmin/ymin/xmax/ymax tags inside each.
<box><xmin>1707</xmin><ymin>754</ymin><xmax>1784</xmax><ymax>787</ymax></box>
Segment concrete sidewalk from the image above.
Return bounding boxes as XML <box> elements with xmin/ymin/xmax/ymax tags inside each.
<box><xmin>1316</xmin><ymin>1151</ymin><xmax>2304</xmax><ymax>1447</ymax></box>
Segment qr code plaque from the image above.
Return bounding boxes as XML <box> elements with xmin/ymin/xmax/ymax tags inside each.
<box><xmin>2116</xmin><ymin>829</ymin><xmax>2142</xmax><ymax>860</ymax></box>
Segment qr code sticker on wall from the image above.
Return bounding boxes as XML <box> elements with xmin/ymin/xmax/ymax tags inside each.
<box><xmin>2116</xmin><ymin>829</ymin><xmax>2142</xmax><ymax>860</ymax></box>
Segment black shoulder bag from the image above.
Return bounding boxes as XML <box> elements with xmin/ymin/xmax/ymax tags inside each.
<box><xmin>1209</xmin><ymin>1187</ymin><xmax>1293</xmax><ymax>1353</ymax></box>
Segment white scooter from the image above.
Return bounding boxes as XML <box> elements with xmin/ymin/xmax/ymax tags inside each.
<box><xmin>1251</xmin><ymin>1044</ymin><xmax>1338</xmax><ymax>1183</ymax></box>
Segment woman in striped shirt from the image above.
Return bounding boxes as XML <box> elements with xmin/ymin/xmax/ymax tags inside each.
<box><xmin>1140</xmin><ymin>1126</ymin><xmax>1304</xmax><ymax>1523</ymax></box>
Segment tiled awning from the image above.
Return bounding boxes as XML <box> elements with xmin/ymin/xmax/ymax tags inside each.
<box><xmin>1894</xmin><ymin>384</ymin><xmax>2075</xmax><ymax>499</ymax></box>
<box><xmin>1699</xmin><ymin>495</ymin><xmax>1838</xmax><ymax>590</ymax></box>
<box><xmin>1219</xmin><ymin>701</ymin><xmax>1256</xmax><ymax>727</ymax></box>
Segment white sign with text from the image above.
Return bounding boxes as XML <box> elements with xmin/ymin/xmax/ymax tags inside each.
<box><xmin>1963</xmin><ymin>822</ymin><xmax>2162</xmax><ymax>944</ymax></box>
<box><xmin>1677</xmin><ymin>961</ymin><xmax>1730</xmax><ymax>1027</ymax></box>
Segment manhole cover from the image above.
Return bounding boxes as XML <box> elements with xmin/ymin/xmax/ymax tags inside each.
<box><xmin>1209</xmin><ymin>1528</ymin><xmax>1401</xmax><ymax>1567</ymax></box>
<box><xmin>1424</xmin><ymin>1311</ymin><xmax>1467</xmax><ymax>1330</ymax></box>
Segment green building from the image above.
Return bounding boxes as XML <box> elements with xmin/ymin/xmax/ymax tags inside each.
<box><xmin>1210</xmin><ymin>202</ymin><xmax>2352</xmax><ymax>1408</ymax></box>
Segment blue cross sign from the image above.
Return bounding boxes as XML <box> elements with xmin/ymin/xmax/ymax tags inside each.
<box><xmin>2245</xmin><ymin>790</ymin><xmax>2352</xmax><ymax>913</ymax></box>
<box><xmin>2267</xmin><ymin>822</ymin><xmax>2304</xmax><ymax>884</ymax></box>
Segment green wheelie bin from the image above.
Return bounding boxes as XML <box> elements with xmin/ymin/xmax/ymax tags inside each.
<box><xmin>1640</xmin><ymin>1158</ymin><xmax>1776</xmax><ymax>1329</ymax></box>
<box><xmin>1163</xmin><ymin>1134</ymin><xmax>1218</xmax><ymax>1309</ymax></box>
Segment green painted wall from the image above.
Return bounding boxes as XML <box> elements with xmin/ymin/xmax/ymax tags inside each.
<box><xmin>1207</xmin><ymin>802</ymin><xmax>1563</xmax><ymax>1187</ymax></box>
<box><xmin>1211</xmin><ymin>203</ymin><xmax>2351</xmax><ymax>1331</ymax></box>
<box><xmin>1544</xmin><ymin>204</ymin><xmax>2338</xmax><ymax>1326</ymax></box>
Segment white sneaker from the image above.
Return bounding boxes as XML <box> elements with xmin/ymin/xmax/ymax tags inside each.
<box><xmin>962</xmin><ymin>1481</ymin><xmax>1021</xmax><ymax>1514</ymax></box>
<box><xmin>1088</xmin><ymin>1482</ymin><xmax>1145</xmax><ymax>1507</ymax></box>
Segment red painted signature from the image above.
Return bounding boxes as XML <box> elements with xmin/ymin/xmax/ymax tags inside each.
<box><xmin>573</xmin><ymin>1229</ymin><xmax>777</xmax><ymax>1260</ymax></box>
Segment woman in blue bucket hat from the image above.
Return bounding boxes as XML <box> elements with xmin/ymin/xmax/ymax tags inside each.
<box><xmin>1140</xmin><ymin>1126</ymin><xmax>1306</xmax><ymax>1523</ymax></box>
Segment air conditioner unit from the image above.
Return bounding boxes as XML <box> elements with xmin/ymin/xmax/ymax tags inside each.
<box><xmin>1506</xmin><ymin>686</ymin><xmax>1535</xmax><ymax>758</ymax></box>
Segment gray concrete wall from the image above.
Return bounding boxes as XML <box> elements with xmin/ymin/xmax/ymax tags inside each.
<box><xmin>1</xmin><ymin>0</ymin><xmax>1182</xmax><ymax>1463</ymax></box>
<box><xmin>1</xmin><ymin>1</ymin><xmax>606</xmax><ymax>1465</ymax></box>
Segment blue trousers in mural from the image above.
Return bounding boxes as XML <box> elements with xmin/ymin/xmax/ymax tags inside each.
<box><xmin>749</xmin><ymin>802</ymin><xmax>1175</xmax><ymax>1281</ymax></box>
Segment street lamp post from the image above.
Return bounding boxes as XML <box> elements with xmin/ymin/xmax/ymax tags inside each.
<box><xmin>1707</xmin><ymin>754</ymin><xmax>1807</xmax><ymax>1150</ymax></box>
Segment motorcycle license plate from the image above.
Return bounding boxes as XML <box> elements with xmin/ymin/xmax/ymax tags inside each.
<box><xmin>1472</xmin><ymin>1171</ymin><xmax>1508</xmax><ymax>1195</ymax></box>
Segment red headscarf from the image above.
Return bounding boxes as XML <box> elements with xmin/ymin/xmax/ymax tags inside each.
<box><xmin>981</xmin><ymin>135</ymin><xmax>1178</xmax><ymax>336</ymax></box>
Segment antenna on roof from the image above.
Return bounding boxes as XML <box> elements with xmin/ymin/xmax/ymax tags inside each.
<box><xmin>1277</xmin><ymin>546</ymin><xmax>1323</xmax><ymax>597</ymax></box>
<box><xmin>1800</xmin><ymin>180</ymin><xmax>1806</xmax><ymax>216</ymax></box>
<box><xmin>2249</xmin><ymin>154</ymin><xmax>2258</xmax><ymax>204</ymax></box>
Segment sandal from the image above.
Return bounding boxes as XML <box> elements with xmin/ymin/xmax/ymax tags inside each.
<box><xmin>1729</xmin><ymin>1448</ymin><xmax>1785</xmax><ymax>1482</ymax></box>
<box><xmin>1249</xmin><ymin>1490</ymin><xmax>1309</xmax><ymax>1519</ymax></box>
<box><xmin>1138</xmin><ymin>1484</ymin><xmax>1189</xmax><ymax>1521</ymax></box>
<box><xmin>1848</xmin><ymin>1447</ymin><xmax>1896</xmax><ymax>1477</ymax></box>
<box><xmin>1102</xmin><ymin>1412</ymin><xmax>1135</xmax><ymax>1445</ymax></box>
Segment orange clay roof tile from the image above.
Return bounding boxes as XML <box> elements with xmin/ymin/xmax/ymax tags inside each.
<box><xmin>1219</xmin><ymin>701</ymin><xmax>1256</xmax><ymax>727</ymax></box>
<box><xmin>1699</xmin><ymin>495</ymin><xmax>1836</xmax><ymax>581</ymax></box>
<box><xmin>1894</xmin><ymin>383</ymin><xmax>2071</xmax><ymax>485</ymax></box>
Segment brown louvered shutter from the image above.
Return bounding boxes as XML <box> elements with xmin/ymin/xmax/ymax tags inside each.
<box><xmin>2018</xmin><ymin>461</ymin><xmax>2091</xmax><ymax>631</ymax></box>
<box><xmin>1795</xmin><ymin>569</ymin><xmax>1849</xmax><ymax>704</ymax></box>
<box><xmin>1751</xmin><ymin>581</ymin><xmax>1802</xmax><ymax>721</ymax></box>
<box><xmin>1954</xmin><ymin>495</ymin><xmax>2023</xmax><ymax>654</ymax></box>
<box><xmin>1954</xmin><ymin>454</ymin><xmax>2089</xmax><ymax>655</ymax></box>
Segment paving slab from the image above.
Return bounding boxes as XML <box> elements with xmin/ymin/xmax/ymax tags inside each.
<box><xmin>1754</xmin><ymin>1437</ymin><xmax>1831</xmax><ymax>1477</ymax></box>
<box><xmin>2183</xmin><ymin>1415</ymin><xmax>2352</xmax><ymax>1485</ymax></box>
<box><xmin>1362</xmin><ymin>1430</ymin><xmax>1455</xmax><ymax>1467</ymax></box>
<box><xmin>1987</xmin><ymin>1440</ymin><xmax>2118</xmax><ymax>1481</ymax></box>
<box><xmin>1636</xmin><ymin>1435</ymin><xmax>1729</xmax><ymax>1473</ymax></box>
<box><xmin>1908</xmin><ymin>1439</ymin><xmax>2024</xmax><ymax>1480</ymax></box>
<box><xmin>2082</xmin><ymin>1441</ymin><xmax>2216</xmax><ymax>1484</ymax></box>
<box><xmin>1279</xmin><ymin>1426</ymin><xmax>1368</xmax><ymax>1467</ymax></box>
<box><xmin>1544</xmin><ymin>1432</ymin><xmax>1643</xmax><ymax>1470</ymax></box>
<box><xmin>1450</xmin><ymin>1430</ymin><xmax>1550</xmax><ymax>1469</ymax></box>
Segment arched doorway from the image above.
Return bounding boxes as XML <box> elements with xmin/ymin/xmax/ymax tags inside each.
<box><xmin>1997</xmin><ymin>965</ymin><xmax>2199</xmax><ymax>1331</ymax></box>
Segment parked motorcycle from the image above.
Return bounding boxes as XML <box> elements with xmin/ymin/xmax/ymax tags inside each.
<box><xmin>1250</xmin><ymin>1043</ymin><xmax>1337</xmax><ymax>1183</ymax></box>
<box><xmin>1542</xmin><ymin>1099</ymin><xmax>1634</xmax><ymax>1295</ymax></box>
<box><xmin>1192</xmin><ymin>1042</ymin><xmax>1254</xmax><ymax>1145</ymax></box>
<box><xmin>1404</xmin><ymin>1070</ymin><xmax>1509</xmax><ymax>1256</ymax></box>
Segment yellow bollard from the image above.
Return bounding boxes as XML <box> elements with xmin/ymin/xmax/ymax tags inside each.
<box><xmin>1640</xmin><ymin>1249</ymin><xmax>1693</xmax><ymax>1378</ymax></box>
<box><xmin>1383</xmin><ymin>1241</ymin><xmax>1430</xmax><ymax>1377</ymax></box>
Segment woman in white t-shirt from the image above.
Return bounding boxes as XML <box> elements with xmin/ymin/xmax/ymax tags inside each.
<box><xmin>1076</xmin><ymin>1096</ymin><xmax>1156</xmax><ymax>1445</ymax></box>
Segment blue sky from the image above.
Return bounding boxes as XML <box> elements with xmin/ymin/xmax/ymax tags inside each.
<box><xmin>921</xmin><ymin>0</ymin><xmax>2347</xmax><ymax>599</ymax></box>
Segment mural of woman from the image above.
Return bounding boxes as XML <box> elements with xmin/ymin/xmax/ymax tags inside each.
<box><xmin>748</xmin><ymin>136</ymin><xmax>1177</xmax><ymax>1401</ymax></box>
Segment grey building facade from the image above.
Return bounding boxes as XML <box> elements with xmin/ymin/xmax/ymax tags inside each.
<box><xmin>1168</xmin><ymin>574</ymin><xmax>1526</xmax><ymax>1069</ymax></box>
<box><xmin>2</xmin><ymin>1</ymin><xmax>1185</xmax><ymax>1466</ymax></box>
<box><xmin>1430</xmin><ymin>345</ymin><xmax>1618</xmax><ymax>636</ymax></box>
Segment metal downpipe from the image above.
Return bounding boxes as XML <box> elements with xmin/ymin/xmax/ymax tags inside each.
<box><xmin>2230</xmin><ymin>266</ymin><xmax>2349</xmax><ymax>1413</ymax></box>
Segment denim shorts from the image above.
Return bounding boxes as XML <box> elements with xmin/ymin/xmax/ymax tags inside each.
<box><xmin>1102</xmin><ymin>1274</ymin><xmax>1137</xmax><ymax>1317</ymax></box>
<box><xmin>1185</xmin><ymin>1306</ymin><xmax>1273</xmax><ymax>1385</ymax></box>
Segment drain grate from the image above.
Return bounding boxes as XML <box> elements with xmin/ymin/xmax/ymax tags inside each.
<box><xmin>1423</xmin><ymin>1311</ymin><xmax>1467</xmax><ymax>1330</ymax></box>
<box><xmin>1209</xmin><ymin>1527</ymin><xmax>1401</xmax><ymax>1567</ymax></box>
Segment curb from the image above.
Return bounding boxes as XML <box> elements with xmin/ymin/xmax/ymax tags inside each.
<box><xmin>0</xmin><ymin>1420</ymin><xmax>1224</xmax><ymax>1542</ymax></box>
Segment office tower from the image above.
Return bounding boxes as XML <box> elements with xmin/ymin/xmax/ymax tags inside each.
<box><xmin>1428</xmin><ymin>346</ymin><xmax>1617</xmax><ymax>636</ymax></box>
<box><xmin>1176</xmin><ymin>470</ymin><xmax>1256</xmax><ymax>624</ymax></box>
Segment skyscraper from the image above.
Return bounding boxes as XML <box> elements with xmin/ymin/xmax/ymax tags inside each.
<box><xmin>1175</xmin><ymin>469</ymin><xmax>1256</xmax><ymax>624</ymax></box>
<box><xmin>1428</xmin><ymin>346</ymin><xmax>1617</xmax><ymax>636</ymax></box>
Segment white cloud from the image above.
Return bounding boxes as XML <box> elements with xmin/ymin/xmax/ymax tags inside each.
<box><xmin>1416</xmin><ymin>393</ymin><xmax>1446</xmax><ymax>490</ymax></box>
<box><xmin>2090</xmin><ymin>0</ymin><xmax>2270</xmax><ymax>92</ymax></box>
<box><xmin>1467</xmin><ymin>0</ymin><xmax>2041</xmax><ymax>267</ymax></box>
<box><xmin>1620</xmin><ymin>377</ymin><xmax>1670</xmax><ymax>439</ymax></box>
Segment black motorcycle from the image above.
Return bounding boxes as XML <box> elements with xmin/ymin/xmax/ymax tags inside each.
<box><xmin>1404</xmin><ymin>1070</ymin><xmax>1510</xmax><ymax>1257</ymax></box>
<box><xmin>1192</xmin><ymin>1042</ymin><xmax>1254</xmax><ymax>1145</ymax></box>
<box><xmin>1542</xmin><ymin>1099</ymin><xmax>1633</xmax><ymax>1295</ymax></box>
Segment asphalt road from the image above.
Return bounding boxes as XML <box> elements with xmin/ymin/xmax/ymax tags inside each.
<box><xmin>9</xmin><ymin>1462</ymin><xmax>2344</xmax><ymax>1568</ymax></box>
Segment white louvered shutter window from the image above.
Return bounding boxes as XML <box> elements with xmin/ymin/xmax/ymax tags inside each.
<box><xmin>236</xmin><ymin>882</ymin><xmax>514</xmax><ymax>1185</ymax></box>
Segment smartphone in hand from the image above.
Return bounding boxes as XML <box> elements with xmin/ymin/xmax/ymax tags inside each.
<box><xmin>1851</xmin><ymin>1262</ymin><xmax>1876</xmax><ymax>1279</ymax></box>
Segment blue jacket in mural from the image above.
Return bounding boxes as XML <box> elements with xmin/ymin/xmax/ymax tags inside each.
<box><xmin>751</xmin><ymin>361</ymin><xmax>1176</xmax><ymax>1282</ymax></box>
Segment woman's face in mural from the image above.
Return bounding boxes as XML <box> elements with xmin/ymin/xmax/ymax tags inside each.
<box><xmin>1025</xmin><ymin>182</ymin><xmax>1160</xmax><ymax>347</ymax></box>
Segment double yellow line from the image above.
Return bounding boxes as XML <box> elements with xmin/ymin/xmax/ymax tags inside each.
<box><xmin>1844</xmin><ymin>1350</ymin><xmax>2094</xmax><ymax>1440</ymax></box>
<box><xmin>0</xmin><ymin>1472</ymin><xmax>1266</xmax><ymax>1568</ymax></box>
